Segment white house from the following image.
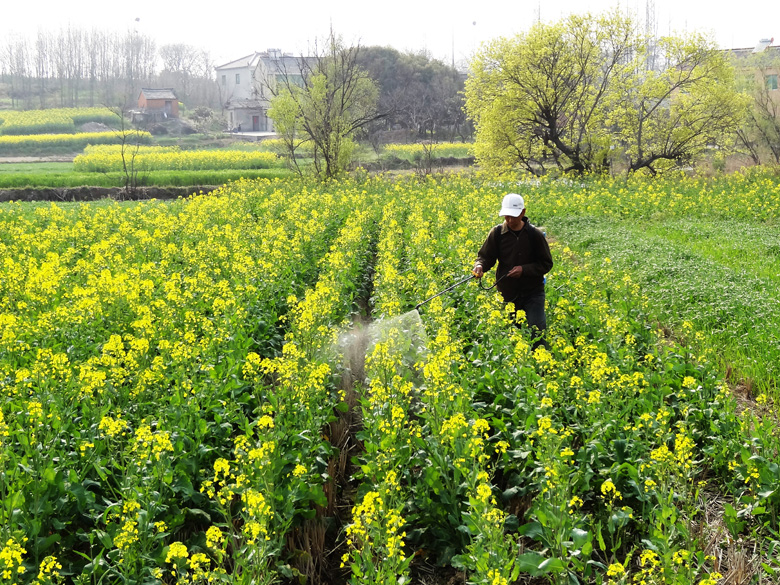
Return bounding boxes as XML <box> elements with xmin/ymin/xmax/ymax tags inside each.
<box><xmin>215</xmin><ymin>49</ymin><xmax>306</xmax><ymax>134</ymax></box>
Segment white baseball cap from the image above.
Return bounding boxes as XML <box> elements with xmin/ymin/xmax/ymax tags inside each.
<box><xmin>499</xmin><ymin>193</ymin><xmax>525</xmax><ymax>217</ymax></box>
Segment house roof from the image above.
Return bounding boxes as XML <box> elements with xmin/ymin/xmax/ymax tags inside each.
<box><xmin>728</xmin><ymin>38</ymin><xmax>780</xmax><ymax>60</ymax></box>
<box><xmin>140</xmin><ymin>88</ymin><xmax>177</xmax><ymax>100</ymax></box>
<box><xmin>215</xmin><ymin>50</ymin><xmax>303</xmax><ymax>71</ymax></box>
<box><xmin>215</xmin><ymin>53</ymin><xmax>263</xmax><ymax>70</ymax></box>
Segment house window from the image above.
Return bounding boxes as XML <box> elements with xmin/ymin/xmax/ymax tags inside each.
<box><xmin>276</xmin><ymin>73</ymin><xmax>303</xmax><ymax>86</ymax></box>
<box><xmin>236</xmin><ymin>73</ymin><xmax>241</xmax><ymax>84</ymax></box>
<box><xmin>221</xmin><ymin>75</ymin><xmax>226</xmax><ymax>85</ymax></box>
<box><xmin>767</xmin><ymin>74</ymin><xmax>778</xmax><ymax>90</ymax></box>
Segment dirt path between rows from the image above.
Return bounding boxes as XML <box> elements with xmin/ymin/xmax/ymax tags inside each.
<box><xmin>0</xmin><ymin>185</ymin><xmax>221</xmax><ymax>202</ymax></box>
<box><xmin>0</xmin><ymin>155</ymin><xmax>76</xmax><ymax>163</ymax></box>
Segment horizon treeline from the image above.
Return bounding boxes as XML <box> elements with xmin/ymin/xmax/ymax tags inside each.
<box><xmin>0</xmin><ymin>27</ymin><xmax>221</xmax><ymax>110</ymax></box>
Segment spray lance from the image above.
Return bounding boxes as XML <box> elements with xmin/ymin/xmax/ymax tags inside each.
<box><xmin>414</xmin><ymin>273</ymin><xmax>507</xmax><ymax>310</ymax></box>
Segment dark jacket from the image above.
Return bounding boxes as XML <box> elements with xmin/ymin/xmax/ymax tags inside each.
<box><xmin>476</xmin><ymin>218</ymin><xmax>553</xmax><ymax>303</ymax></box>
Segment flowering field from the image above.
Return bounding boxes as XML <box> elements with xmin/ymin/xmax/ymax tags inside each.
<box><xmin>1</xmin><ymin>172</ymin><xmax>780</xmax><ymax>584</ymax></box>
<box><xmin>0</xmin><ymin>131</ymin><xmax>153</xmax><ymax>155</ymax></box>
<box><xmin>73</xmin><ymin>145</ymin><xmax>283</xmax><ymax>173</ymax></box>
<box><xmin>0</xmin><ymin>108</ymin><xmax>117</xmax><ymax>136</ymax></box>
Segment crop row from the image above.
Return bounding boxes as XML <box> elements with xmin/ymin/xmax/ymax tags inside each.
<box><xmin>0</xmin><ymin>169</ymin><xmax>289</xmax><ymax>191</ymax></box>
<box><xmin>0</xmin><ymin>107</ymin><xmax>117</xmax><ymax>135</ymax></box>
<box><xmin>2</xmin><ymin>175</ymin><xmax>780</xmax><ymax>584</ymax></box>
<box><xmin>547</xmin><ymin>215</ymin><xmax>780</xmax><ymax>398</ymax></box>
<box><xmin>0</xmin><ymin>179</ymin><xmax>359</xmax><ymax>583</ymax></box>
<box><xmin>344</xmin><ymin>178</ymin><xmax>728</xmax><ymax>584</ymax></box>
<box><xmin>331</xmin><ymin>176</ymin><xmax>780</xmax><ymax>584</ymax></box>
<box><xmin>0</xmin><ymin>131</ymin><xmax>152</xmax><ymax>155</ymax></box>
<box><xmin>73</xmin><ymin>145</ymin><xmax>282</xmax><ymax>172</ymax></box>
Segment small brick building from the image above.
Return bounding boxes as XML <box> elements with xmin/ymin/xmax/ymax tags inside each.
<box><xmin>137</xmin><ymin>88</ymin><xmax>179</xmax><ymax>119</ymax></box>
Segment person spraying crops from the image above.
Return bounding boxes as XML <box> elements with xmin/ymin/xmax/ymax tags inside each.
<box><xmin>472</xmin><ymin>193</ymin><xmax>553</xmax><ymax>348</ymax></box>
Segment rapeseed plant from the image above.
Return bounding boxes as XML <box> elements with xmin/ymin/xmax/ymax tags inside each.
<box><xmin>2</xmin><ymin>173</ymin><xmax>777</xmax><ymax>584</ymax></box>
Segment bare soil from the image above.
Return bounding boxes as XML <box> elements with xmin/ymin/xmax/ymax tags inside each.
<box><xmin>0</xmin><ymin>155</ymin><xmax>76</xmax><ymax>163</ymax></box>
<box><xmin>0</xmin><ymin>185</ymin><xmax>221</xmax><ymax>202</ymax></box>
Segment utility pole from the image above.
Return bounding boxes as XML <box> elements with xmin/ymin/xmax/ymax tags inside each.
<box><xmin>452</xmin><ymin>26</ymin><xmax>455</xmax><ymax>68</ymax></box>
<box><xmin>645</xmin><ymin>0</ymin><xmax>657</xmax><ymax>70</ymax></box>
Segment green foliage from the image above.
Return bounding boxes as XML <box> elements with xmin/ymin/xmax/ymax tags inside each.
<box><xmin>465</xmin><ymin>12</ymin><xmax>633</xmax><ymax>175</ymax></box>
<box><xmin>0</xmin><ymin>168</ymin><xmax>291</xmax><ymax>189</ymax></box>
<box><xmin>268</xmin><ymin>34</ymin><xmax>379</xmax><ymax>180</ymax></box>
<box><xmin>732</xmin><ymin>50</ymin><xmax>780</xmax><ymax>164</ymax></box>
<box><xmin>357</xmin><ymin>46</ymin><xmax>468</xmax><ymax>140</ymax></box>
<box><xmin>4</xmin><ymin>172</ymin><xmax>780</xmax><ymax>584</ymax></box>
<box><xmin>465</xmin><ymin>11</ymin><xmax>747</xmax><ymax>176</ymax></box>
<box><xmin>612</xmin><ymin>34</ymin><xmax>750</xmax><ymax>174</ymax></box>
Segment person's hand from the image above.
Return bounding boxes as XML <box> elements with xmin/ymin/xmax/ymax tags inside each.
<box><xmin>508</xmin><ymin>265</ymin><xmax>523</xmax><ymax>278</ymax></box>
<box><xmin>472</xmin><ymin>264</ymin><xmax>484</xmax><ymax>278</ymax></box>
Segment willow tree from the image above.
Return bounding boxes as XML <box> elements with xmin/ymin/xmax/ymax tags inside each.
<box><xmin>465</xmin><ymin>11</ymin><xmax>747</xmax><ymax>175</ymax></box>
<box><xmin>269</xmin><ymin>34</ymin><xmax>380</xmax><ymax>180</ymax></box>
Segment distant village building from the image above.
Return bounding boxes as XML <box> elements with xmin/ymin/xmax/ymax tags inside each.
<box><xmin>133</xmin><ymin>88</ymin><xmax>179</xmax><ymax>123</ymax></box>
<box><xmin>215</xmin><ymin>50</ymin><xmax>308</xmax><ymax>134</ymax></box>
<box><xmin>729</xmin><ymin>38</ymin><xmax>780</xmax><ymax>103</ymax></box>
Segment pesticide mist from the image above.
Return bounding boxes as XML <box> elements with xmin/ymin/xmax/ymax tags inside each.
<box><xmin>335</xmin><ymin>309</ymin><xmax>429</xmax><ymax>383</ymax></box>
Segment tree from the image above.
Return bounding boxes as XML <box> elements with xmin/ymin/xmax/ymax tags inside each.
<box><xmin>105</xmin><ymin>105</ymin><xmax>145</xmax><ymax>198</ymax></box>
<box><xmin>466</xmin><ymin>12</ymin><xmax>635</xmax><ymax>175</ymax></box>
<box><xmin>358</xmin><ymin>47</ymin><xmax>468</xmax><ymax>142</ymax></box>
<box><xmin>0</xmin><ymin>26</ymin><xmax>161</xmax><ymax>108</ymax></box>
<box><xmin>465</xmin><ymin>11</ymin><xmax>747</xmax><ymax>175</ymax></box>
<box><xmin>733</xmin><ymin>50</ymin><xmax>780</xmax><ymax>165</ymax></box>
<box><xmin>2</xmin><ymin>35</ymin><xmax>33</xmax><ymax>108</ymax></box>
<box><xmin>159</xmin><ymin>45</ymin><xmax>219</xmax><ymax>109</ymax></box>
<box><xmin>613</xmin><ymin>34</ymin><xmax>749</xmax><ymax>174</ymax></box>
<box><xmin>268</xmin><ymin>33</ymin><xmax>380</xmax><ymax>180</ymax></box>
<box><xmin>160</xmin><ymin>43</ymin><xmax>200</xmax><ymax>103</ymax></box>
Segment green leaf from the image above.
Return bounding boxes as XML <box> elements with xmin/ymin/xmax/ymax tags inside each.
<box><xmin>92</xmin><ymin>462</ymin><xmax>109</xmax><ymax>481</ymax></box>
<box><xmin>582</xmin><ymin>540</ymin><xmax>593</xmax><ymax>557</ymax></box>
<box><xmin>349</xmin><ymin>562</ymin><xmax>363</xmax><ymax>578</ymax></box>
<box><xmin>516</xmin><ymin>552</ymin><xmax>545</xmax><ymax>575</ymax></box>
<box><xmin>43</xmin><ymin>465</ymin><xmax>57</xmax><ymax>484</ymax></box>
<box><xmin>511</xmin><ymin>560</ymin><xmax>521</xmax><ymax>581</ymax></box>
<box><xmin>571</xmin><ymin>528</ymin><xmax>590</xmax><ymax>548</ymax></box>
<box><xmin>450</xmin><ymin>554</ymin><xmax>470</xmax><ymax>571</ymax></box>
<box><xmin>596</xmin><ymin>524</ymin><xmax>606</xmax><ymax>551</ymax></box>
<box><xmin>538</xmin><ymin>557</ymin><xmax>566</xmax><ymax>573</ymax></box>
<box><xmin>519</xmin><ymin>521</ymin><xmax>544</xmax><ymax>540</ymax></box>
<box><xmin>95</xmin><ymin>529</ymin><xmax>113</xmax><ymax>549</ymax></box>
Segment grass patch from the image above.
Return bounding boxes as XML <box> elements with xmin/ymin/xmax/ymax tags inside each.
<box><xmin>0</xmin><ymin>168</ymin><xmax>293</xmax><ymax>188</ymax></box>
<box><xmin>0</xmin><ymin>162</ymin><xmax>74</xmax><ymax>174</ymax></box>
<box><xmin>547</xmin><ymin>215</ymin><xmax>780</xmax><ymax>395</ymax></box>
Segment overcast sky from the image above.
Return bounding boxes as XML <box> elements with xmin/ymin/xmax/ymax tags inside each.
<box><xmin>1</xmin><ymin>0</ymin><xmax>777</xmax><ymax>68</ymax></box>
